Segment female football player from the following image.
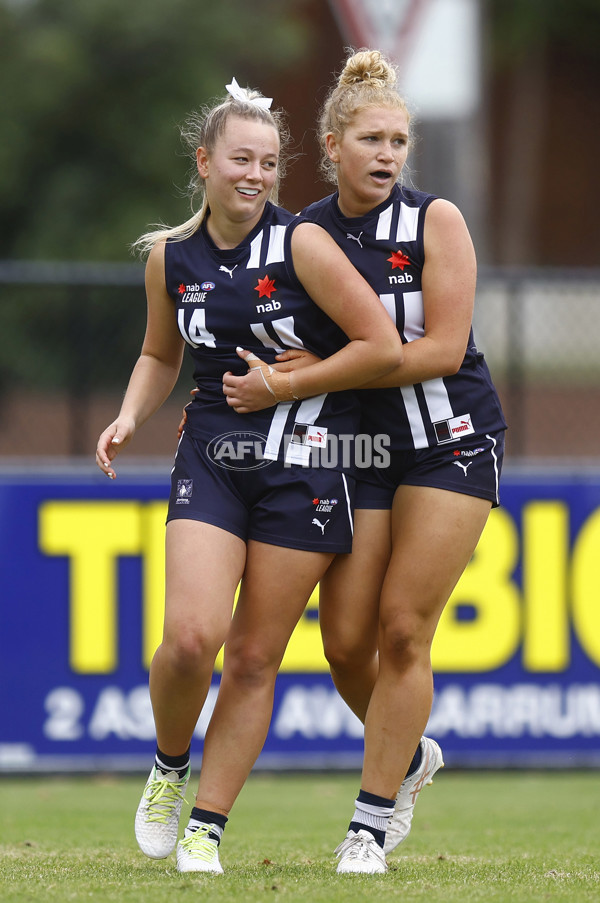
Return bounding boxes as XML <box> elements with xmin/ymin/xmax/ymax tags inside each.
<box><xmin>95</xmin><ymin>77</ymin><xmax>402</xmax><ymax>875</ymax></box>
<box><xmin>224</xmin><ymin>49</ymin><xmax>507</xmax><ymax>874</ymax></box>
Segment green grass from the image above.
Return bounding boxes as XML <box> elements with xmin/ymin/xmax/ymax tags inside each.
<box><xmin>1</xmin><ymin>771</ymin><xmax>599</xmax><ymax>902</ymax></box>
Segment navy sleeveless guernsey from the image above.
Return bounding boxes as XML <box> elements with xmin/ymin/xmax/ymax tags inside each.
<box><xmin>301</xmin><ymin>185</ymin><xmax>507</xmax><ymax>453</ymax></box>
<box><xmin>165</xmin><ymin>202</ymin><xmax>360</xmax><ymax>471</ymax></box>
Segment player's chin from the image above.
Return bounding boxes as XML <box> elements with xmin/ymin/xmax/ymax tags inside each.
<box><xmin>368</xmin><ymin>174</ymin><xmax>394</xmax><ymax>191</ymax></box>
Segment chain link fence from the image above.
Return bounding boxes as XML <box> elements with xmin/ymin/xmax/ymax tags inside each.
<box><xmin>1</xmin><ymin>261</ymin><xmax>599</xmax><ymax>464</ymax></box>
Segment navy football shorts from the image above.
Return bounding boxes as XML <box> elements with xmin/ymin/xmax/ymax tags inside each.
<box><xmin>354</xmin><ymin>429</ymin><xmax>505</xmax><ymax>510</ymax></box>
<box><xmin>167</xmin><ymin>431</ymin><xmax>355</xmax><ymax>554</ymax></box>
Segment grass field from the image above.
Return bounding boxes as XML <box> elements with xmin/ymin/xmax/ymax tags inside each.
<box><xmin>1</xmin><ymin>771</ymin><xmax>599</xmax><ymax>902</ymax></box>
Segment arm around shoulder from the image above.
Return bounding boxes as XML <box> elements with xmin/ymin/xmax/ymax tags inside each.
<box><xmin>290</xmin><ymin>222</ymin><xmax>403</xmax><ymax>380</ymax></box>
<box><xmin>221</xmin><ymin>224</ymin><xmax>404</xmax><ymax>414</ymax></box>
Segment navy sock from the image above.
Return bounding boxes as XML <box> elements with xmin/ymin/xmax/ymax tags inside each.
<box><xmin>155</xmin><ymin>745</ymin><xmax>190</xmax><ymax>780</ymax></box>
<box><xmin>348</xmin><ymin>789</ymin><xmax>395</xmax><ymax>849</ymax></box>
<box><xmin>188</xmin><ymin>806</ymin><xmax>228</xmax><ymax>844</ymax></box>
<box><xmin>404</xmin><ymin>740</ymin><xmax>423</xmax><ymax>778</ymax></box>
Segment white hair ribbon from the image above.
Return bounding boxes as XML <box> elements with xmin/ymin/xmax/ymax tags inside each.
<box><xmin>226</xmin><ymin>77</ymin><xmax>273</xmax><ymax>110</ymax></box>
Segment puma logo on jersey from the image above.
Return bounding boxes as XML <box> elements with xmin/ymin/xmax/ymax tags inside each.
<box><xmin>346</xmin><ymin>231</ymin><xmax>363</xmax><ymax>248</ymax></box>
<box><xmin>219</xmin><ymin>265</ymin><xmax>238</xmax><ymax>279</ymax></box>
<box><xmin>453</xmin><ymin>460</ymin><xmax>472</xmax><ymax>476</ymax></box>
<box><xmin>312</xmin><ymin>518</ymin><xmax>330</xmax><ymax>535</ymax></box>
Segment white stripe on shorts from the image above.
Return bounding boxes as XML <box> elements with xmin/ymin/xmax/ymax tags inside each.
<box><xmin>486</xmin><ymin>432</ymin><xmax>501</xmax><ymax>505</ymax></box>
<box><xmin>341</xmin><ymin>472</ymin><xmax>354</xmax><ymax>537</ymax></box>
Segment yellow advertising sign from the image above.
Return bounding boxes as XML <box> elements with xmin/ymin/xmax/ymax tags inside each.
<box><xmin>39</xmin><ymin>499</ymin><xmax>600</xmax><ymax>676</ymax></box>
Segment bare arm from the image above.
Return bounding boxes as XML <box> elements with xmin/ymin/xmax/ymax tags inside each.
<box><xmin>222</xmin><ymin>222</ymin><xmax>403</xmax><ymax>412</ymax></box>
<box><xmin>360</xmin><ymin>199</ymin><xmax>476</xmax><ymax>389</ymax></box>
<box><xmin>96</xmin><ymin>240</ymin><xmax>185</xmax><ymax>477</ymax></box>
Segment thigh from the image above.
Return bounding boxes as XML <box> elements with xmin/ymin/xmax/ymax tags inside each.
<box><xmin>164</xmin><ymin>519</ymin><xmax>246</xmax><ymax>643</ymax></box>
<box><xmin>319</xmin><ymin>508</ymin><xmax>392</xmax><ymax>652</ymax></box>
<box><xmin>225</xmin><ymin>540</ymin><xmax>334</xmax><ymax>663</ymax></box>
<box><xmin>381</xmin><ymin>485</ymin><xmax>492</xmax><ymax>631</ymax></box>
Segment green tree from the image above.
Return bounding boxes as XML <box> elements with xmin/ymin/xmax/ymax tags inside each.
<box><xmin>0</xmin><ymin>0</ymin><xmax>311</xmax><ymax>260</ymax></box>
<box><xmin>489</xmin><ymin>0</ymin><xmax>600</xmax><ymax>63</ymax></box>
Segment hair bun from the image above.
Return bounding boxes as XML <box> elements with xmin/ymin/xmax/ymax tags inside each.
<box><xmin>339</xmin><ymin>49</ymin><xmax>397</xmax><ymax>89</ymax></box>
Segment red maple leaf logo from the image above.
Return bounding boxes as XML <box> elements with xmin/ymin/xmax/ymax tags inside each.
<box><xmin>254</xmin><ymin>275</ymin><xmax>276</xmax><ymax>299</ymax></box>
<box><xmin>387</xmin><ymin>250</ymin><xmax>411</xmax><ymax>271</ymax></box>
<box><xmin>312</xmin><ymin>498</ymin><xmax>320</xmax><ymax>505</ymax></box>
<box><xmin>178</xmin><ymin>283</ymin><xmax>186</xmax><ymax>294</ymax></box>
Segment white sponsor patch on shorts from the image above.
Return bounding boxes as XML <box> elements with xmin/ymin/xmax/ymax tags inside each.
<box><xmin>434</xmin><ymin>413</ymin><xmax>475</xmax><ymax>444</ymax></box>
<box><xmin>305</xmin><ymin>426</ymin><xmax>328</xmax><ymax>448</ymax></box>
<box><xmin>290</xmin><ymin>423</ymin><xmax>328</xmax><ymax>449</ymax></box>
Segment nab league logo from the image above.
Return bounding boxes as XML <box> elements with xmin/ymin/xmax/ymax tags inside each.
<box><xmin>312</xmin><ymin>497</ymin><xmax>338</xmax><ymax>514</ymax></box>
<box><xmin>177</xmin><ymin>282</ymin><xmax>212</xmax><ymax>303</ymax></box>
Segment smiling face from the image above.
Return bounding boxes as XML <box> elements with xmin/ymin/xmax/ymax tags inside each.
<box><xmin>196</xmin><ymin>114</ymin><xmax>280</xmax><ymax>239</ymax></box>
<box><xmin>326</xmin><ymin>105</ymin><xmax>409</xmax><ymax>217</ymax></box>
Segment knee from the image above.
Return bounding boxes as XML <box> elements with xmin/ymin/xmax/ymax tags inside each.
<box><xmin>322</xmin><ymin>631</ymin><xmax>377</xmax><ymax>676</ymax></box>
<box><xmin>379</xmin><ymin>614</ymin><xmax>428</xmax><ymax>668</ymax></box>
<box><xmin>159</xmin><ymin>628</ymin><xmax>222</xmax><ymax>678</ymax></box>
<box><xmin>225</xmin><ymin>642</ymin><xmax>280</xmax><ymax>690</ymax></box>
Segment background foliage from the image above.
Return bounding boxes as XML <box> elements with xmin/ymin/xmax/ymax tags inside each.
<box><xmin>0</xmin><ymin>0</ymin><xmax>311</xmax><ymax>260</ymax></box>
<box><xmin>1</xmin><ymin>0</ymin><xmax>599</xmax><ymax>264</ymax></box>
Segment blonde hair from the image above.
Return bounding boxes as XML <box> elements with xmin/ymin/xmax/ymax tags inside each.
<box><xmin>132</xmin><ymin>87</ymin><xmax>290</xmax><ymax>258</ymax></box>
<box><xmin>318</xmin><ymin>48</ymin><xmax>411</xmax><ymax>185</ymax></box>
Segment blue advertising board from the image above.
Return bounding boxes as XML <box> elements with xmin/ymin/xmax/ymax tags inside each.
<box><xmin>1</xmin><ymin>464</ymin><xmax>600</xmax><ymax>771</ymax></box>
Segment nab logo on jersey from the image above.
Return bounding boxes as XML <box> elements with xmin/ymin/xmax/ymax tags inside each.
<box><xmin>254</xmin><ymin>274</ymin><xmax>282</xmax><ymax>314</ymax></box>
<box><xmin>387</xmin><ymin>249</ymin><xmax>413</xmax><ymax>286</ymax></box>
<box><xmin>256</xmin><ymin>300</ymin><xmax>282</xmax><ymax>314</ymax></box>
